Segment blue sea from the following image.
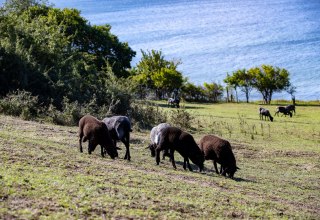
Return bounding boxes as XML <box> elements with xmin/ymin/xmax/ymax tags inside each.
<box><xmin>2</xmin><ymin>0</ymin><xmax>320</xmax><ymax>100</ymax></box>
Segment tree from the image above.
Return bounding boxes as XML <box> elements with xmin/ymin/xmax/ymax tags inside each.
<box><xmin>181</xmin><ymin>82</ymin><xmax>205</xmax><ymax>102</ymax></box>
<box><xmin>224</xmin><ymin>69</ymin><xmax>254</xmax><ymax>103</ymax></box>
<box><xmin>203</xmin><ymin>82</ymin><xmax>224</xmax><ymax>102</ymax></box>
<box><xmin>133</xmin><ymin>49</ymin><xmax>183</xmax><ymax>99</ymax></box>
<box><xmin>151</xmin><ymin>67</ymin><xmax>184</xmax><ymax>99</ymax></box>
<box><xmin>224</xmin><ymin>73</ymin><xmax>239</xmax><ymax>102</ymax></box>
<box><xmin>1</xmin><ymin>0</ymin><xmax>49</xmax><ymax>14</ymax></box>
<box><xmin>134</xmin><ymin>50</ymin><xmax>167</xmax><ymax>88</ymax></box>
<box><xmin>287</xmin><ymin>85</ymin><xmax>296</xmax><ymax>105</ymax></box>
<box><xmin>182</xmin><ymin>82</ymin><xmax>214</xmax><ymax>102</ymax></box>
<box><xmin>248</xmin><ymin>65</ymin><xmax>291</xmax><ymax>104</ymax></box>
<box><xmin>0</xmin><ymin>1</ymin><xmax>136</xmax><ymax>107</ymax></box>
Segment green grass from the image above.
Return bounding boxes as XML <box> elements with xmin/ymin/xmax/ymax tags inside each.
<box><xmin>0</xmin><ymin>102</ymin><xmax>319</xmax><ymax>219</ymax></box>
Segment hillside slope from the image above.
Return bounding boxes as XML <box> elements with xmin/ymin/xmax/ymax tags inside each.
<box><xmin>0</xmin><ymin>113</ymin><xmax>319</xmax><ymax>219</ymax></box>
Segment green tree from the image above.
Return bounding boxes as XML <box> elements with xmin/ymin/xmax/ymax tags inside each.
<box><xmin>1</xmin><ymin>0</ymin><xmax>49</xmax><ymax>13</ymax></box>
<box><xmin>133</xmin><ymin>49</ymin><xmax>183</xmax><ymax>99</ymax></box>
<box><xmin>133</xmin><ymin>50</ymin><xmax>168</xmax><ymax>89</ymax></box>
<box><xmin>248</xmin><ymin>65</ymin><xmax>291</xmax><ymax>104</ymax></box>
<box><xmin>152</xmin><ymin>68</ymin><xmax>184</xmax><ymax>99</ymax></box>
<box><xmin>224</xmin><ymin>73</ymin><xmax>239</xmax><ymax>102</ymax></box>
<box><xmin>181</xmin><ymin>82</ymin><xmax>205</xmax><ymax>102</ymax></box>
<box><xmin>0</xmin><ymin>1</ymin><xmax>135</xmax><ymax>107</ymax></box>
<box><xmin>203</xmin><ymin>82</ymin><xmax>224</xmax><ymax>103</ymax></box>
<box><xmin>224</xmin><ymin>69</ymin><xmax>254</xmax><ymax>103</ymax></box>
<box><xmin>286</xmin><ymin>85</ymin><xmax>296</xmax><ymax>105</ymax></box>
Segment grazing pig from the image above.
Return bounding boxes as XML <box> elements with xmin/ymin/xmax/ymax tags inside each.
<box><xmin>155</xmin><ymin>126</ymin><xmax>204</xmax><ymax>172</ymax></box>
<box><xmin>148</xmin><ymin>123</ymin><xmax>171</xmax><ymax>159</ymax></box>
<box><xmin>102</xmin><ymin>116</ymin><xmax>132</xmax><ymax>161</ymax></box>
<box><xmin>199</xmin><ymin>135</ymin><xmax>239</xmax><ymax>179</ymax></box>
<box><xmin>78</xmin><ymin>115</ymin><xmax>118</xmax><ymax>159</ymax></box>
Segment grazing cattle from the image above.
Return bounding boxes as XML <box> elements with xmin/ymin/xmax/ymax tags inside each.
<box><xmin>155</xmin><ymin>126</ymin><xmax>204</xmax><ymax>171</ymax></box>
<box><xmin>102</xmin><ymin>116</ymin><xmax>132</xmax><ymax>161</ymax></box>
<box><xmin>168</xmin><ymin>97</ymin><xmax>180</xmax><ymax>108</ymax></box>
<box><xmin>285</xmin><ymin>104</ymin><xmax>296</xmax><ymax>115</ymax></box>
<box><xmin>259</xmin><ymin>107</ymin><xmax>274</xmax><ymax>122</ymax></box>
<box><xmin>275</xmin><ymin>106</ymin><xmax>292</xmax><ymax>117</ymax></box>
<box><xmin>199</xmin><ymin>135</ymin><xmax>239</xmax><ymax>179</ymax></box>
<box><xmin>78</xmin><ymin>115</ymin><xmax>118</xmax><ymax>159</ymax></box>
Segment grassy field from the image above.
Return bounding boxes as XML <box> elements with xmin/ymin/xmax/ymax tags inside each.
<box><xmin>0</xmin><ymin>102</ymin><xmax>319</xmax><ymax>219</ymax></box>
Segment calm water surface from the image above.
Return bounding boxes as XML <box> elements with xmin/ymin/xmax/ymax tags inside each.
<box><xmin>2</xmin><ymin>0</ymin><xmax>320</xmax><ymax>100</ymax></box>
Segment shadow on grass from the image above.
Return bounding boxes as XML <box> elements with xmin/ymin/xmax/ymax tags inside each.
<box><xmin>155</xmin><ymin>102</ymin><xmax>205</xmax><ymax>110</ymax></box>
<box><xmin>175</xmin><ymin>161</ymin><xmax>199</xmax><ymax>171</ymax></box>
<box><xmin>159</xmin><ymin>160</ymin><xmax>256</xmax><ymax>183</ymax></box>
<box><xmin>155</xmin><ymin>103</ymin><xmax>170</xmax><ymax>108</ymax></box>
<box><xmin>181</xmin><ymin>105</ymin><xmax>205</xmax><ymax>110</ymax></box>
<box><xmin>233</xmin><ymin>177</ymin><xmax>256</xmax><ymax>183</ymax></box>
<box><xmin>202</xmin><ymin>167</ymin><xmax>256</xmax><ymax>183</ymax></box>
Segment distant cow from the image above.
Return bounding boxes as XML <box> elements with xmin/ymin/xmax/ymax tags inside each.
<box><xmin>285</xmin><ymin>104</ymin><xmax>296</xmax><ymax>115</ymax></box>
<box><xmin>168</xmin><ymin>97</ymin><xmax>180</xmax><ymax>108</ymax></box>
<box><xmin>275</xmin><ymin>106</ymin><xmax>292</xmax><ymax>117</ymax></box>
<box><xmin>259</xmin><ymin>107</ymin><xmax>273</xmax><ymax>122</ymax></box>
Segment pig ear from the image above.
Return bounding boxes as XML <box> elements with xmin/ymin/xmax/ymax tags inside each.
<box><xmin>116</xmin><ymin>147</ymin><xmax>122</xmax><ymax>150</ymax></box>
<box><xmin>236</xmin><ymin>166</ymin><xmax>240</xmax><ymax>170</ymax></box>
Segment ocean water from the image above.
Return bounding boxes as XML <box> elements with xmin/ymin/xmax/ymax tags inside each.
<box><xmin>2</xmin><ymin>0</ymin><xmax>320</xmax><ymax>100</ymax></box>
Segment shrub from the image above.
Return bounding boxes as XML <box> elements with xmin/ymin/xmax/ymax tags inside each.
<box><xmin>101</xmin><ymin>70</ymin><xmax>134</xmax><ymax>116</ymax></box>
<box><xmin>129</xmin><ymin>101</ymin><xmax>167</xmax><ymax>129</ymax></box>
<box><xmin>45</xmin><ymin>97</ymin><xmax>83</xmax><ymax>126</ymax></box>
<box><xmin>169</xmin><ymin>108</ymin><xmax>194</xmax><ymax>130</ymax></box>
<box><xmin>0</xmin><ymin>90</ymin><xmax>39</xmax><ymax>120</ymax></box>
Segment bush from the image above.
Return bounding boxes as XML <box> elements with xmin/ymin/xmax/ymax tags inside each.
<box><xmin>45</xmin><ymin>96</ymin><xmax>110</xmax><ymax>126</ymax></box>
<box><xmin>169</xmin><ymin>108</ymin><xmax>194</xmax><ymax>130</ymax></box>
<box><xmin>0</xmin><ymin>87</ymin><xmax>168</xmax><ymax>129</ymax></box>
<box><xmin>45</xmin><ymin>97</ymin><xmax>83</xmax><ymax>126</ymax></box>
<box><xmin>0</xmin><ymin>90</ymin><xmax>39</xmax><ymax>120</ymax></box>
<box><xmin>100</xmin><ymin>70</ymin><xmax>134</xmax><ymax>116</ymax></box>
<box><xmin>129</xmin><ymin>101</ymin><xmax>167</xmax><ymax>130</ymax></box>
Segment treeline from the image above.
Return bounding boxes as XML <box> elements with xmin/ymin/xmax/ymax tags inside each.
<box><xmin>224</xmin><ymin>66</ymin><xmax>295</xmax><ymax>104</ymax></box>
<box><xmin>130</xmin><ymin>49</ymin><xmax>224</xmax><ymax>103</ymax></box>
<box><xmin>0</xmin><ymin>0</ymin><xmax>295</xmax><ymax>125</ymax></box>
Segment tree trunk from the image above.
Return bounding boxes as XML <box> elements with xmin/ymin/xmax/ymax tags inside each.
<box><xmin>234</xmin><ymin>86</ymin><xmax>238</xmax><ymax>103</ymax></box>
<box><xmin>268</xmin><ymin>91</ymin><xmax>273</xmax><ymax>104</ymax></box>
<box><xmin>245</xmin><ymin>88</ymin><xmax>249</xmax><ymax>103</ymax></box>
<box><xmin>261</xmin><ymin>91</ymin><xmax>268</xmax><ymax>104</ymax></box>
<box><xmin>292</xmin><ymin>96</ymin><xmax>296</xmax><ymax>105</ymax></box>
<box><xmin>226</xmin><ymin>87</ymin><xmax>230</xmax><ymax>103</ymax></box>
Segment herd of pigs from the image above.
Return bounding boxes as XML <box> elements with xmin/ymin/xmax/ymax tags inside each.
<box><xmin>78</xmin><ymin>115</ymin><xmax>239</xmax><ymax>179</ymax></box>
<box><xmin>78</xmin><ymin>104</ymin><xmax>296</xmax><ymax>179</ymax></box>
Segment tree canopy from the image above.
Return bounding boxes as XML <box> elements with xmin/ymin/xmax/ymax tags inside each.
<box><xmin>181</xmin><ymin>81</ymin><xmax>223</xmax><ymax>103</ymax></box>
<box><xmin>0</xmin><ymin>0</ymin><xmax>135</xmax><ymax>107</ymax></box>
<box><xmin>224</xmin><ymin>69</ymin><xmax>254</xmax><ymax>103</ymax></box>
<box><xmin>203</xmin><ymin>82</ymin><xmax>224</xmax><ymax>103</ymax></box>
<box><xmin>132</xmin><ymin>49</ymin><xmax>184</xmax><ymax>99</ymax></box>
<box><xmin>248</xmin><ymin>65</ymin><xmax>290</xmax><ymax>104</ymax></box>
<box><xmin>225</xmin><ymin>65</ymin><xmax>291</xmax><ymax>104</ymax></box>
